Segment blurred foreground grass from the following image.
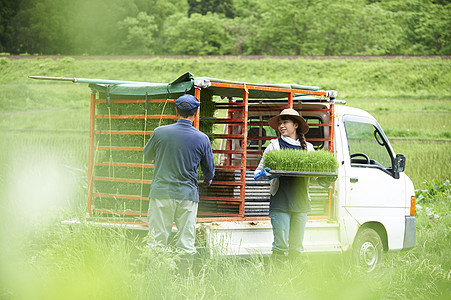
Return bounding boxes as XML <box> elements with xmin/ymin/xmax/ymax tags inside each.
<box><xmin>0</xmin><ymin>195</ymin><xmax>449</xmax><ymax>299</ymax></box>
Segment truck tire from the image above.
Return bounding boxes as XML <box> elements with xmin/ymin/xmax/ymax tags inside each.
<box><xmin>353</xmin><ymin>228</ymin><xmax>383</xmax><ymax>272</ymax></box>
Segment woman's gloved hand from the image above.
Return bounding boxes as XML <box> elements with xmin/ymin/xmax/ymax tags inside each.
<box><xmin>254</xmin><ymin>167</ymin><xmax>280</xmax><ymax>180</ymax></box>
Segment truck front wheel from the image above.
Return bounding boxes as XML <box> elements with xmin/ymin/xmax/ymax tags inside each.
<box><xmin>353</xmin><ymin>228</ymin><xmax>383</xmax><ymax>272</ymax></box>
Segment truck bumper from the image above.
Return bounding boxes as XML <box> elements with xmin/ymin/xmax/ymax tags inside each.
<box><xmin>202</xmin><ymin>220</ymin><xmax>342</xmax><ymax>256</ymax></box>
<box><xmin>403</xmin><ymin>216</ymin><xmax>416</xmax><ymax>249</ymax></box>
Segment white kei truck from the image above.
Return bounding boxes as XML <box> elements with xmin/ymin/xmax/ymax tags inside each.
<box><xmin>31</xmin><ymin>73</ymin><xmax>417</xmax><ymax>271</ymax></box>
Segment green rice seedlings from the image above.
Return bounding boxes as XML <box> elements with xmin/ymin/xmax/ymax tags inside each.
<box><xmin>92</xmin><ymin>92</ymin><xmax>218</xmax><ymax>215</ymax></box>
<box><xmin>264</xmin><ymin>149</ymin><xmax>338</xmax><ymax>173</ymax></box>
<box><xmin>199</xmin><ymin>95</ymin><xmax>217</xmax><ymax>136</ymax></box>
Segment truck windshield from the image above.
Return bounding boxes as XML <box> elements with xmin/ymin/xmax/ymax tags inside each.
<box><xmin>344</xmin><ymin>121</ymin><xmax>392</xmax><ymax>168</ymax></box>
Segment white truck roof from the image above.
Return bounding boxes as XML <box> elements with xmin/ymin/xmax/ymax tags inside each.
<box><xmin>334</xmin><ymin>104</ymin><xmax>375</xmax><ymax>120</ymax></box>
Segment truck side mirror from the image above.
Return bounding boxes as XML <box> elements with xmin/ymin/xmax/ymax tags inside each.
<box><xmin>394</xmin><ymin>154</ymin><xmax>406</xmax><ymax>173</ymax></box>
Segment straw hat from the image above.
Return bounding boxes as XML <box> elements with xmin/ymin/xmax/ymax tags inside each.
<box><xmin>268</xmin><ymin>108</ymin><xmax>309</xmax><ymax>135</ymax></box>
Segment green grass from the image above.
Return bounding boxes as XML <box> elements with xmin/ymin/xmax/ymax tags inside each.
<box><xmin>0</xmin><ymin>56</ymin><xmax>449</xmax><ymax>186</ymax></box>
<box><xmin>0</xmin><ymin>132</ymin><xmax>89</xmax><ymax>215</ymax></box>
<box><xmin>341</xmin><ymin>98</ymin><xmax>451</xmax><ymax>140</ymax></box>
<box><xmin>374</xmin><ymin>111</ymin><xmax>451</xmax><ymax>140</ymax></box>
<box><xmin>0</xmin><ymin>56</ymin><xmax>448</xmax><ymax>189</ymax></box>
<box><xmin>1</xmin><ymin>194</ymin><xmax>449</xmax><ymax>299</ymax></box>
<box><xmin>1</xmin><ymin>56</ymin><xmax>450</xmax><ymax>98</ymax></box>
<box><xmin>0</xmin><ymin>56</ymin><xmax>450</xmax><ymax>299</ymax></box>
<box><xmin>0</xmin><ymin>83</ymin><xmax>88</xmax><ymax>112</ymax></box>
<box><xmin>391</xmin><ymin>141</ymin><xmax>451</xmax><ymax>187</ymax></box>
<box><xmin>346</xmin><ymin>98</ymin><xmax>451</xmax><ymax>112</ymax></box>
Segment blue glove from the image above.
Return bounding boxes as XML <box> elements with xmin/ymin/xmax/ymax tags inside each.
<box><xmin>254</xmin><ymin>167</ymin><xmax>279</xmax><ymax>180</ymax></box>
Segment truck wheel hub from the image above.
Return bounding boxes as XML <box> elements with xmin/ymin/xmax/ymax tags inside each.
<box><xmin>360</xmin><ymin>241</ymin><xmax>377</xmax><ymax>266</ymax></box>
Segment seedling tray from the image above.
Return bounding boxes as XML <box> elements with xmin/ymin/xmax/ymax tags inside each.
<box><xmin>269</xmin><ymin>170</ymin><xmax>337</xmax><ymax>177</ymax></box>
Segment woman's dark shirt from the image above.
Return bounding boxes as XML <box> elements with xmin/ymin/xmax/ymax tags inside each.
<box><xmin>269</xmin><ymin>138</ymin><xmax>311</xmax><ymax>213</ymax></box>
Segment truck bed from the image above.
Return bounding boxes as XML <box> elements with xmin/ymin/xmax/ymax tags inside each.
<box><xmin>199</xmin><ymin>170</ymin><xmax>332</xmax><ymax>218</ymax></box>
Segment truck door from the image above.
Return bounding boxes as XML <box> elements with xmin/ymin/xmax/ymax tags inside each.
<box><xmin>342</xmin><ymin>115</ymin><xmax>406</xmax><ymax>250</ymax></box>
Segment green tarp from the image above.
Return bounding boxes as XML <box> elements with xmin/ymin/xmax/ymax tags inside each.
<box><xmin>88</xmin><ymin>72</ymin><xmax>323</xmax><ymax>99</ymax></box>
<box><xmin>32</xmin><ymin>72</ymin><xmax>330</xmax><ymax>99</ymax></box>
<box><xmin>88</xmin><ymin>72</ymin><xmax>195</xmax><ymax>99</ymax></box>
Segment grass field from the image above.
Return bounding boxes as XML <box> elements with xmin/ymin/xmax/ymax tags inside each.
<box><xmin>0</xmin><ymin>56</ymin><xmax>450</xmax><ymax>299</ymax></box>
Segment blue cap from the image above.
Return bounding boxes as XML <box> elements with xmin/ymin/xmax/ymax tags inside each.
<box><xmin>175</xmin><ymin>94</ymin><xmax>199</xmax><ymax>111</ymax></box>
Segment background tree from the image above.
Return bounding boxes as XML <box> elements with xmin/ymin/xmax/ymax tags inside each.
<box><xmin>314</xmin><ymin>1</ymin><xmax>403</xmax><ymax>55</ymax></box>
<box><xmin>119</xmin><ymin>12</ymin><xmax>158</xmax><ymax>54</ymax></box>
<box><xmin>413</xmin><ymin>3</ymin><xmax>451</xmax><ymax>54</ymax></box>
<box><xmin>62</xmin><ymin>0</ymin><xmax>138</xmax><ymax>55</ymax></box>
<box><xmin>12</xmin><ymin>0</ymin><xmax>67</xmax><ymax>54</ymax></box>
<box><xmin>163</xmin><ymin>12</ymin><xmax>233</xmax><ymax>55</ymax></box>
<box><xmin>0</xmin><ymin>0</ymin><xmax>449</xmax><ymax>55</ymax></box>
<box><xmin>187</xmin><ymin>0</ymin><xmax>235</xmax><ymax>18</ymax></box>
<box><xmin>0</xmin><ymin>0</ymin><xmax>22</xmax><ymax>53</ymax></box>
<box><xmin>132</xmin><ymin>0</ymin><xmax>187</xmax><ymax>53</ymax></box>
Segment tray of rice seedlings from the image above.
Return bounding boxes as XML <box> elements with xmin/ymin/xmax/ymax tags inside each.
<box><xmin>264</xmin><ymin>149</ymin><xmax>338</xmax><ymax>177</ymax></box>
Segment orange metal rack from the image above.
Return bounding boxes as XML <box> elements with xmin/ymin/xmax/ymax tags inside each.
<box><xmin>87</xmin><ymin>90</ymin><xmax>177</xmax><ymax>219</ymax></box>
<box><xmin>86</xmin><ymin>81</ymin><xmax>335</xmax><ymax>223</ymax></box>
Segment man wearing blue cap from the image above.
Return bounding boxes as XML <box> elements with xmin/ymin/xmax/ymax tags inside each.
<box><xmin>143</xmin><ymin>94</ymin><xmax>215</xmax><ymax>271</ymax></box>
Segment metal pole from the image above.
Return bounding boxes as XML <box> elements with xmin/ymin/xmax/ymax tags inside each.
<box><xmin>194</xmin><ymin>87</ymin><xmax>201</xmax><ymax>129</ymax></box>
<box><xmin>226</xmin><ymin>99</ymin><xmax>234</xmax><ymax>166</ymax></box>
<box><xmin>87</xmin><ymin>92</ymin><xmax>96</xmax><ymax>216</ymax></box>
<box><xmin>329</xmin><ymin>103</ymin><xmax>335</xmax><ymax>153</ymax></box>
<box><xmin>288</xmin><ymin>92</ymin><xmax>293</xmax><ymax>108</ymax></box>
<box><xmin>240</xmin><ymin>88</ymin><xmax>249</xmax><ymax>217</ymax></box>
<box><xmin>328</xmin><ymin>103</ymin><xmax>335</xmax><ymax>218</ymax></box>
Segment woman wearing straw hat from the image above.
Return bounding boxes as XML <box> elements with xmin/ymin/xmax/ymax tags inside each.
<box><xmin>254</xmin><ymin>108</ymin><xmax>314</xmax><ymax>262</ymax></box>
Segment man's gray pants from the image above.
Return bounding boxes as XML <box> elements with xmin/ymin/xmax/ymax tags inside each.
<box><xmin>148</xmin><ymin>198</ymin><xmax>198</xmax><ymax>255</ymax></box>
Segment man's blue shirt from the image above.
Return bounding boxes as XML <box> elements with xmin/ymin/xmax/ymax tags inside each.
<box><xmin>143</xmin><ymin>119</ymin><xmax>215</xmax><ymax>202</ymax></box>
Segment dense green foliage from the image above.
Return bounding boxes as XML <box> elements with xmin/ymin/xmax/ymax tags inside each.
<box><xmin>415</xmin><ymin>179</ymin><xmax>451</xmax><ymax>204</ymax></box>
<box><xmin>264</xmin><ymin>149</ymin><xmax>339</xmax><ymax>173</ymax></box>
<box><xmin>1</xmin><ymin>0</ymin><xmax>450</xmax><ymax>55</ymax></box>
